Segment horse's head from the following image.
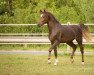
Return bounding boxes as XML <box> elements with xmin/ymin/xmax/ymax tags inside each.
<box><xmin>37</xmin><ymin>10</ymin><xmax>49</xmax><ymax>27</ymax></box>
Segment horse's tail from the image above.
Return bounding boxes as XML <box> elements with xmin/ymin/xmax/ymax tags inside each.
<box><xmin>80</xmin><ymin>23</ymin><xmax>92</xmax><ymax>42</ymax></box>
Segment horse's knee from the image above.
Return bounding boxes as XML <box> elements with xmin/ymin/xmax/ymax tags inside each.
<box><xmin>48</xmin><ymin>58</ymin><xmax>50</xmax><ymax>60</ymax></box>
<box><xmin>72</xmin><ymin>44</ymin><xmax>77</xmax><ymax>51</ymax></box>
<box><xmin>74</xmin><ymin>45</ymin><xmax>77</xmax><ymax>49</ymax></box>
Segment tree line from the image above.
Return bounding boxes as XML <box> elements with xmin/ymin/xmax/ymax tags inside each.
<box><xmin>0</xmin><ymin>0</ymin><xmax>94</xmax><ymax>24</ymax></box>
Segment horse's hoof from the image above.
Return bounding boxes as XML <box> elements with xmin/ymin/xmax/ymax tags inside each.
<box><xmin>54</xmin><ymin>62</ymin><xmax>58</xmax><ymax>66</ymax></box>
<box><xmin>54</xmin><ymin>59</ymin><xmax>58</xmax><ymax>66</ymax></box>
<box><xmin>54</xmin><ymin>63</ymin><xmax>57</xmax><ymax>66</ymax></box>
<box><xmin>48</xmin><ymin>60</ymin><xmax>51</xmax><ymax>64</ymax></box>
<box><xmin>70</xmin><ymin>59</ymin><xmax>74</xmax><ymax>63</ymax></box>
<box><xmin>81</xmin><ymin>62</ymin><xmax>84</xmax><ymax>65</ymax></box>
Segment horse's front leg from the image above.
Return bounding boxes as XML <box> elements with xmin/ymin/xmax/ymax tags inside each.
<box><xmin>48</xmin><ymin>40</ymin><xmax>60</xmax><ymax>65</ymax></box>
<box><xmin>54</xmin><ymin>47</ymin><xmax>59</xmax><ymax>65</ymax></box>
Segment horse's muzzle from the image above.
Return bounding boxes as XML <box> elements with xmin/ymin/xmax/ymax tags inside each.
<box><xmin>37</xmin><ymin>23</ymin><xmax>42</xmax><ymax>27</ymax></box>
<box><xmin>37</xmin><ymin>24</ymin><xmax>41</xmax><ymax>27</ymax></box>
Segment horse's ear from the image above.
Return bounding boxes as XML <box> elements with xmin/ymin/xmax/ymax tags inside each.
<box><xmin>40</xmin><ymin>10</ymin><xmax>42</xmax><ymax>13</ymax></box>
<box><xmin>44</xmin><ymin>9</ymin><xmax>46</xmax><ymax>12</ymax></box>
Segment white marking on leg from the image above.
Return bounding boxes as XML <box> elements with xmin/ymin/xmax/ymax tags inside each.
<box><xmin>48</xmin><ymin>60</ymin><xmax>51</xmax><ymax>64</ymax></box>
<box><xmin>81</xmin><ymin>62</ymin><xmax>84</xmax><ymax>65</ymax></box>
<box><xmin>54</xmin><ymin>59</ymin><xmax>59</xmax><ymax>66</ymax></box>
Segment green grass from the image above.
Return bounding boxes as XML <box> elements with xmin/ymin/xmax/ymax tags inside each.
<box><xmin>0</xmin><ymin>54</ymin><xmax>94</xmax><ymax>75</ymax></box>
<box><xmin>0</xmin><ymin>44</ymin><xmax>67</xmax><ymax>51</ymax></box>
<box><xmin>0</xmin><ymin>44</ymin><xmax>94</xmax><ymax>52</ymax></box>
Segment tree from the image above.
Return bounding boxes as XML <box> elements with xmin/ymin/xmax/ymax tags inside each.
<box><xmin>6</xmin><ymin>0</ymin><xmax>14</xmax><ymax>16</ymax></box>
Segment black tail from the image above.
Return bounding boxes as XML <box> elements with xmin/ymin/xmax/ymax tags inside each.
<box><xmin>80</xmin><ymin>23</ymin><xmax>92</xmax><ymax>42</ymax></box>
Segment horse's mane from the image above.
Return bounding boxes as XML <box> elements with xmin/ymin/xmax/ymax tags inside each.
<box><xmin>46</xmin><ymin>12</ymin><xmax>59</xmax><ymax>23</ymax></box>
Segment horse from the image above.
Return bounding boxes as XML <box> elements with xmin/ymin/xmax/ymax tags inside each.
<box><xmin>37</xmin><ymin>10</ymin><xmax>92</xmax><ymax>65</ymax></box>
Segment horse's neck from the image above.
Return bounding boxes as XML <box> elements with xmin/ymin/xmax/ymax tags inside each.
<box><xmin>47</xmin><ymin>20</ymin><xmax>61</xmax><ymax>34</ymax></box>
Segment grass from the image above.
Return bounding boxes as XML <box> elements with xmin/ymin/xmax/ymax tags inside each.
<box><xmin>0</xmin><ymin>44</ymin><xmax>94</xmax><ymax>52</ymax></box>
<box><xmin>0</xmin><ymin>54</ymin><xmax>94</xmax><ymax>75</ymax></box>
<box><xmin>0</xmin><ymin>44</ymin><xmax>67</xmax><ymax>51</ymax></box>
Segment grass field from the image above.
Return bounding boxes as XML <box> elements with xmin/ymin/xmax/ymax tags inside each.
<box><xmin>0</xmin><ymin>54</ymin><xmax>94</xmax><ymax>75</ymax></box>
<box><xmin>0</xmin><ymin>44</ymin><xmax>94</xmax><ymax>52</ymax></box>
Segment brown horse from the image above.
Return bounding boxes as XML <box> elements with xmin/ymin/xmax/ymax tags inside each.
<box><xmin>37</xmin><ymin>10</ymin><xmax>92</xmax><ymax>65</ymax></box>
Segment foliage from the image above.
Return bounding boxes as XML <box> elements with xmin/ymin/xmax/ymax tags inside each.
<box><xmin>0</xmin><ymin>25</ymin><xmax>48</xmax><ymax>33</ymax></box>
<box><xmin>0</xmin><ymin>0</ymin><xmax>94</xmax><ymax>24</ymax></box>
<box><xmin>0</xmin><ymin>0</ymin><xmax>94</xmax><ymax>33</ymax></box>
<box><xmin>0</xmin><ymin>25</ymin><xmax>94</xmax><ymax>33</ymax></box>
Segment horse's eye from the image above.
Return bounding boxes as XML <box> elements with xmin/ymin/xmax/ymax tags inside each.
<box><xmin>42</xmin><ymin>16</ymin><xmax>45</xmax><ymax>18</ymax></box>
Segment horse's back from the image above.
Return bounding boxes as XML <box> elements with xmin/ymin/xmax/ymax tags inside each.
<box><xmin>60</xmin><ymin>25</ymin><xmax>82</xmax><ymax>42</ymax></box>
<box><xmin>62</xmin><ymin>25</ymin><xmax>82</xmax><ymax>35</ymax></box>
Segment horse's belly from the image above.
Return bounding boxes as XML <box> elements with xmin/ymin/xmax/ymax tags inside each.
<box><xmin>61</xmin><ymin>35</ymin><xmax>75</xmax><ymax>43</ymax></box>
<box><xmin>61</xmin><ymin>38</ymin><xmax>74</xmax><ymax>43</ymax></box>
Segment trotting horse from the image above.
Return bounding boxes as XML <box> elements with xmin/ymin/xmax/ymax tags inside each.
<box><xmin>37</xmin><ymin>10</ymin><xmax>92</xmax><ymax>65</ymax></box>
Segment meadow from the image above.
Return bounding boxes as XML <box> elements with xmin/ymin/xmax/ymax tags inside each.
<box><xmin>0</xmin><ymin>44</ymin><xmax>94</xmax><ymax>52</ymax></box>
<box><xmin>0</xmin><ymin>54</ymin><xmax>94</xmax><ymax>75</ymax></box>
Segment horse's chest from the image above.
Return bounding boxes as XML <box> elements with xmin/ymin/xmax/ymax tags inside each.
<box><xmin>48</xmin><ymin>32</ymin><xmax>59</xmax><ymax>42</ymax></box>
<box><xmin>49</xmin><ymin>34</ymin><xmax>56</xmax><ymax>41</ymax></box>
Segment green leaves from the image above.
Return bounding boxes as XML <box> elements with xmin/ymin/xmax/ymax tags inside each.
<box><xmin>0</xmin><ymin>0</ymin><xmax>94</xmax><ymax>23</ymax></box>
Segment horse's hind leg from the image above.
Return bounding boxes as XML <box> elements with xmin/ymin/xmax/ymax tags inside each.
<box><xmin>76</xmin><ymin>38</ymin><xmax>84</xmax><ymax>65</ymax></box>
<box><xmin>79</xmin><ymin>44</ymin><xmax>84</xmax><ymax>65</ymax></box>
<box><xmin>67</xmin><ymin>42</ymin><xmax>77</xmax><ymax>63</ymax></box>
